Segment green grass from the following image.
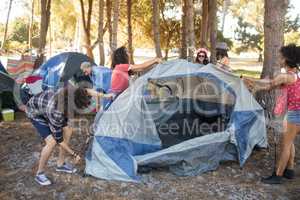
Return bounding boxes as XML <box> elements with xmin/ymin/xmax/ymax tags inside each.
<box><xmin>233</xmin><ymin>69</ymin><xmax>261</xmax><ymax>78</ymax></box>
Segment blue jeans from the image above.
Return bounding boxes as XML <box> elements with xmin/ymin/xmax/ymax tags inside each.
<box><xmin>286</xmin><ymin>110</ymin><xmax>300</xmax><ymax>125</ymax></box>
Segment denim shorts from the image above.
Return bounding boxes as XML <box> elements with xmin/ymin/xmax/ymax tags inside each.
<box><xmin>286</xmin><ymin>110</ymin><xmax>300</xmax><ymax>125</ymax></box>
<box><xmin>31</xmin><ymin>120</ymin><xmax>52</xmax><ymax>140</ymax></box>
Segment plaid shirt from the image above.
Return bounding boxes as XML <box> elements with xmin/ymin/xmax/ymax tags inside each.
<box><xmin>26</xmin><ymin>90</ymin><xmax>67</xmax><ymax>142</ymax></box>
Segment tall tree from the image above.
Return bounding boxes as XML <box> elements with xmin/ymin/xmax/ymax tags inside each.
<box><xmin>1</xmin><ymin>0</ymin><xmax>13</xmax><ymax>49</ymax></box>
<box><xmin>38</xmin><ymin>0</ymin><xmax>51</xmax><ymax>65</ymax></box>
<box><xmin>151</xmin><ymin>0</ymin><xmax>162</xmax><ymax>58</ymax></box>
<box><xmin>127</xmin><ymin>0</ymin><xmax>134</xmax><ymax>64</ymax></box>
<box><xmin>262</xmin><ymin>0</ymin><xmax>288</xmax><ymax>78</ymax></box>
<box><xmin>160</xmin><ymin>0</ymin><xmax>180</xmax><ymax>60</ymax></box>
<box><xmin>106</xmin><ymin>0</ymin><xmax>112</xmax><ymax>52</ymax></box>
<box><xmin>234</xmin><ymin>17</ymin><xmax>263</xmax><ymax>62</ymax></box>
<box><xmin>258</xmin><ymin>0</ymin><xmax>288</xmax><ymax>118</ymax></box>
<box><xmin>221</xmin><ymin>0</ymin><xmax>230</xmax><ymax>33</ymax></box>
<box><xmin>208</xmin><ymin>0</ymin><xmax>217</xmax><ymax>64</ymax></box>
<box><xmin>111</xmin><ymin>0</ymin><xmax>120</xmax><ymax>51</ymax></box>
<box><xmin>200</xmin><ymin>0</ymin><xmax>209</xmax><ymax>48</ymax></box>
<box><xmin>28</xmin><ymin>0</ymin><xmax>35</xmax><ymax>49</ymax></box>
<box><xmin>98</xmin><ymin>0</ymin><xmax>105</xmax><ymax>65</ymax></box>
<box><xmin>180</xmin><ymin>0</ymin><xmax>187</xmax><ymax>59</ymax></box>
<box><xmin>186</xmin><ymin>0</ymin><xmax>195</xmax><ymax>61</ymax></box>
<box><xmin>79</xmin><ymin>0</ymin><xmax>94</xmax><ymax>59</ymax></box>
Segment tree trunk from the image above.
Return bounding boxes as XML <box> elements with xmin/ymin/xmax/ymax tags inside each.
<box><xmin>164</xmin><ymin>30</ymin><xmax>173</xmax><ymax>60</ymax></box>
<box><xmin>180</xmin><ymin>0</ymin><xmax>187</xmax><ymax>59</ymax></box>
<box><xmin>258</xmin><ymin>52</ymin><xmax>263</xmax><ymax>62</ymax></box>
<box><xmin>28</xmin><ymin>0</ymin><xmax>34</xmax><ymax>49</ymax></box>
<box><xmin>111</xmin><ymin>0</ymin><xmax>120</xmax><ymax>52</ymax></box>
<box><xmin>49</xmin><ymin>17</ymin><xmax>52</xmax><ymax>56</ymax></box>
<box><xmin>186</xmin><ymin>0</ymin><xmax>195</xmax><ymax>62</ymax></box>
<box><xmin>221</xmin><ymin>0</ymin><xmax>230</xmax><ymax>33</ymax></box>
<box><xmin>258</xmin><ymin>0</ymin><xmax>288</xmax><ymax>119</ymax></box>
<box><xmin>200</xmin><ymin>0</ymin><xmax>209</xmax><ymax>48</ymax></box>
<box><xmin>106</xmin><ymin>0</ymin><xmax>112</xmax><ymax>52</ymax></box>
<box><xmin>79</xmin><ymin>0</ymin><xmax>94</xmax><ymax>60</ymax></box>
<box><xmin>1</xmin><ymin>0</ymin><xmax>13</xmax><ymax>49</ymax></box>
<box><xmin>262</xmin><ymin>0</ymin><xmax>288</xmax><ymax>78</ymax></box>
<box><xmin>208</xmin><ymin>0</ymin><xmax>217</xmax><ymax>64</ymax></box>
<box><xmin>38</xmin><ymin>0</ymin><xmax>51</xmax><ymax>64</ymax></box>
<box><xmin>39</xmin><ymin>0</ymin><xmax>51</xmax><ymax>54</ymax></box>
<box><xmin>127</xmin><ymin>0</ymin><xmax>134</xmax><ymax>64</ymax></box>
<box><xmin>98</xmin><ymin>0</ymin><xmax>105</xmax><ymax>65</ymax></box>
<box><xmin>151</xmin><ymin>0</ymin><xmax>162</xmax><ymax>58</ymax></box>
<box><xmin>164</xmin><ymin>49</ymin><xmax>169</xmax><ymax>60</ymax></box>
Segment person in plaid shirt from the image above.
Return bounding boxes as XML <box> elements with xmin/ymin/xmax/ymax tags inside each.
<box><xmin>26</xmin><ymin>86</ymin><xmax>91</xmax><ymax>186</ymax></box>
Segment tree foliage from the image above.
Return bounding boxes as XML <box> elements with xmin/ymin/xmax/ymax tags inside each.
<box><xmin>234</xmin><ymin>17</ymin><xmax>263</xmax><ymax>55</ymax></box>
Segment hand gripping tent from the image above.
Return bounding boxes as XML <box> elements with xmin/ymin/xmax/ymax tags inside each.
<box><xmin>85</xmin><ymin>59</ymin><xmax>267</xmax><ymax>182</ymax></box>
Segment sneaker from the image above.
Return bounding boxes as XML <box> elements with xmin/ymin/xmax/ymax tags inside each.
<box><xmin>55</xmin><ymin>163</ymin><xmax>77</xmax><ymax>174</ymax></box>
<box><xmin>261</xmin><ymin>172</ymin><xmax>283</xmax><ymax>184</ymax></box>
<box><xmin>283</xmin><ymin>169</ymin><xmax>295</xmax><ymax>179</ymax></box>
<box><xmin>35</xmin><ymin>172</ymin><xmax>52</xmax><ymax>186</ymax></box>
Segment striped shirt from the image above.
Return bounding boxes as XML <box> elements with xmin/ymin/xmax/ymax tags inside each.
<box><xmin>26</xmin><ymin>90</ymin><xmax>67</xmax><ymax>142</ymax></box>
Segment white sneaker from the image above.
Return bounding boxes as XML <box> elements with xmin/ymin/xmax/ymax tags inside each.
<box><xmin>55</xmin><ymin>163</ymin><xmax>77</xmax><ymax>174</ymax></box>
<box><xmin>35</xmin><ymin>172</ymin><xmax>52</xmax><ymax>186</ymax></box>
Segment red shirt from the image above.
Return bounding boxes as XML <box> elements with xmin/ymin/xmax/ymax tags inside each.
<box><xmin>287</xmin><ymin>73</ymin><xmax>300</xmax><ymax>111</ymax></box>
<box><xmin>111</xmin><ymin>64</ymin><xmax>130</xmax><ymax>93</ymax></box>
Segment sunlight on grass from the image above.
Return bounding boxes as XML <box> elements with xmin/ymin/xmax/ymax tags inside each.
<box><xmin>233</xmin><ymin>69</ymin><xmax>261</xmax><ymax>78</ymax></box>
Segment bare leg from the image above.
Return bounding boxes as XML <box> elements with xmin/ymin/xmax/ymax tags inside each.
<box><xmin>281</xmin><ymin>118</ymin><xmax>295</xmax><ymax>170</ymax></box>
<box><xmin>287</xmin><ymin>143</ymin><xmax>295</xmax><ymax>169</ymax></box>
<box><xmin>276</xmin><ymin>122</ymin><xmax>300</xmax><ymax>176</ymax></box>
<box><xmin>57</xmin><ymin>126</ymin><xmax>73</xmax><ymax>166</ymax></box>
<box><xmin>37</xmin><ymin>135</ymin><xmax>57</xmax><ymax>174</ymax></box>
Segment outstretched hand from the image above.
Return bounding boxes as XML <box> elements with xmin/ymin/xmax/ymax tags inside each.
<box><xmin>242</xmin><ymin>77</ymin><xmax>257</xmax><ymax>92</ymax></box>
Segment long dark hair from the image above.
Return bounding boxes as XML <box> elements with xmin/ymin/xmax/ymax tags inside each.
<box><xmin>111</xmin><ymin>46</ymin><xmax>129</xmax><ymax>70</ymax></box>
<box><xmin>195</xmin><ymin>51</ymin><xmax>209</xmax><ymax>65</ymax></box>
<box><xmin>56</xmin><ymin>86</ymin><xmax>91</xmax><ymax>115</ymax></box>
<box><xmin>280</xmin><ymin>44</ymin><xmax>300</xmax><ymax>69</ymax></box>
<box><xmin>216</xmin><ymin>49</ymin><xmax>228</xmax><ymax>61</ymax></box>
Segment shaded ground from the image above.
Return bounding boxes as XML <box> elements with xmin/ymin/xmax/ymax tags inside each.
<box><xmin>0</xmin><ymin>112</ymin><xmax>300</xmax><ymax>200</ymax></box>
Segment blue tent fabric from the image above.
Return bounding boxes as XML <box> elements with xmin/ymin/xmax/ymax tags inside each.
<box><xmin>37</xmin><ymin>52</ymin><xmax>111</xmax><ymax>92</ymax></box>
<box><xmin>86</xmin><ymin>59</ymin><xmax>268</xmax><ymax>182</ymax></box>
<box><xmin>0</xmin><ymin>61</ymin><xmax>7</xmax><ymax>74</ymax></box>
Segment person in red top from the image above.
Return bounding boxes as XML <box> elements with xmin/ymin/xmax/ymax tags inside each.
<box><xmin>110</xmin><ymin>46</ymin><xmax>161</xmax><ymax>94</ymax></box>
<box><xmin>243</xmin><ymin>44</ymin><xmax>300</xmax><ymax>184</ymax></box>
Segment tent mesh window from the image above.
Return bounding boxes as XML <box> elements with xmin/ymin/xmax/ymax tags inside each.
<box><xmin>145</xmin><ymin>76</ymin><xmax>235</xmax><ymax>148</ymax></box>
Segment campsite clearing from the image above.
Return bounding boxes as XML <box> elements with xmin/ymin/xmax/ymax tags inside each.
<box><xmin>0</xmin><ymin>112</ymin><xmax>299</xmax><ymax>200</ymax></box>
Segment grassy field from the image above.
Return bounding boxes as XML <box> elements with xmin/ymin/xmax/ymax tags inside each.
<box><xmin>232</xmin><ymin>69</ymin><xmax>261</xmax><ymax>78</ymax></box>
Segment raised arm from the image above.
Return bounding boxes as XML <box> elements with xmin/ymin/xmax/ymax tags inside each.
<box><xmin>130</xmin><ymin>58</ymin><xmax>162</xmax><ymax>72</ymax></box>
<box><xmin>243</xmin><ymin>73</ymin><xmax>296</xmax><ymax>91</ymax></box>
<box><xmin>86</xmin><ymin>88</ymin><xmax>113</xmax><ymax>98</ymax></box>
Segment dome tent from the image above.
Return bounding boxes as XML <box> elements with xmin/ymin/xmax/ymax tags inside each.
<box><xmin>0</xmin><ymin>61</ymin><xmax>17</xmax><ymax>111</ymax></box>
<box><xmin>85</xmin><ymin>59</ymin><xmax>267</xmax><ymax>182</ymax></box>
<box><xmin>37</xmin><ymin>52</ymin><xmax>111</xmax><ymax>92</ymax></box>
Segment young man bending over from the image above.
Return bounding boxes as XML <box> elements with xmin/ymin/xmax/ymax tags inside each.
<box><xmin>26</xmin><ymin>87</ymin><xmax>91</xmax><ymax>186</ymax></box>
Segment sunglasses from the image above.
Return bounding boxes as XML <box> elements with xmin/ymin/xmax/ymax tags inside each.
<box><xmin>198</xmin><ymin>54</ymin><xmax>206</xmax><ymax>58</ymax></box>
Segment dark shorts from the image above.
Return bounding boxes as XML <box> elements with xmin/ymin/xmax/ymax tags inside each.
<box><xmin>31</xmin><ymin>120</ymin><xmax>52</xmax><ymax>140</ymax></box>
